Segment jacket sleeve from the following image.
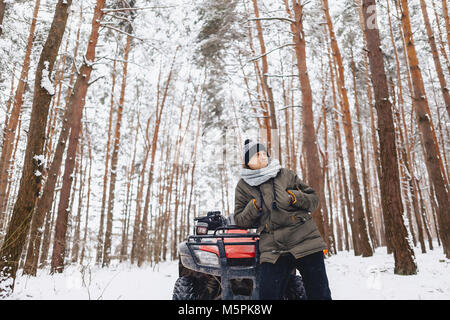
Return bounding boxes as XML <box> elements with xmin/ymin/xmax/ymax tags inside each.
<box><xmin>289</xmin><ymin>172</ymin><xmax>319</xmax><ymax>212</ymax></box>
<box><xmin>233</xmin><ymin>183</ymin><xmax>261</xmax><ymax>228</ymax></box>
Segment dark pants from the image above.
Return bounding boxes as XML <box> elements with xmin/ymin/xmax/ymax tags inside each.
<box><xmin>258</xmin><ymin>251</ymin><xmax>332</xmax><ymax>300</ymax></box>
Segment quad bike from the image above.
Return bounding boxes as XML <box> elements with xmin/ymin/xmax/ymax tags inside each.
<box><xmin>173</xmin><ymin>211</ymin><xmax>306</xmax><ymax>300</ymax></box>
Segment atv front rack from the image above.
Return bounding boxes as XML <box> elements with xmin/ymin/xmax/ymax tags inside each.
<box><xmin>179</xmin><ymin>226</ymin><xmax>261</xmax><ymax>300</ymax></box>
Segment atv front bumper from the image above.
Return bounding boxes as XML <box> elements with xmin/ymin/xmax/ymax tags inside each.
<box><xmin>178</xmin><ymin>232</ymin><xmax>261</xmax><ymax>300</ymax></box>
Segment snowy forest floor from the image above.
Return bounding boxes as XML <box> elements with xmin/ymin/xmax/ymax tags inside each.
<box><xmin>6</xmin><ymin>242</ymin><xmax>449</xmax><ymax>300</ymax></box>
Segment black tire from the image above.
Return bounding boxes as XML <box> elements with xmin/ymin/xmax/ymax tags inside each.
<box><xmin>172</xmin><ymin>276</ymin><xmax>199</xmax><ymax>300</ymax></box>
<box><xmin>284</xmin><ymin>274</ymin><xmax>307</xmax><ymax>300</ymax></box>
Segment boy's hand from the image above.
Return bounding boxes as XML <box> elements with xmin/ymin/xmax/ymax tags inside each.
<box><xmin>286</xmin><ymin>190</ymin><xmax>297</xmax><ymax>205</ymax></box>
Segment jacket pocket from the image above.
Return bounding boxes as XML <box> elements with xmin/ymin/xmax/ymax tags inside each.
<box><xmin>292</xmin><ymin>211</ymin><xmax>312</xmax><ymax>225</ymax></box>
<box><xmin>283</xmin><ymin>214</ymin><xmax>317</xmax><ymax>248</ymax></box>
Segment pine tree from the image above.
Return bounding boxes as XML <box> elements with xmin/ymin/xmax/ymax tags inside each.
<box><xmin>0</xmin><ymin>0</ymin><xmax>73</xmax><ymax>295</ymax></box>
<box><xmin>361</xmin><ymin>0</ymin><xmax>417</xmax><ymax>274</ymax></box>
<box><xmin>51</xmin><ymin>0</ymin><xmax>106</xmax><ymax>274</ymax></box>
<box><xmin>398</xmin><ymin>0</ymin><xmax>450</xmax><ymax>259</ymax></box>
<box><xmin>0</xmin><ymin>0</ymin><xmax>41</xmax><ymax>228</ymax></box>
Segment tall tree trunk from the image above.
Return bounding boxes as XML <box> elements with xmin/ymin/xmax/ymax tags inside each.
<box><xmin>39</xmin><ymin>180</ymin><xmax>59</xmax><ymax>268</ymax></box>
<box><xmin>0</xmin><ymin>0</ymin><xmax>72</xmax><ymax>295</ymax></box>
<box><xmin>355</xmin><ymin>0</ymin><xmax>384</xmax><ymax>249</ymax></box>
<box><xmin>326</xmin><ymin>36</ymin><xmax>351</xmax><ymax>252</ymax></box>
<box><xmin>103</xmin><ymin>33</ymin><xmax>131</xmax><ymax>267</ymax></box>
<box><xmin>185</xmin><ymin>85</ymin><xmax>203</xmax><ymax>241</ymax></box>
<box><xmin>323</xmin><ymin>0</ymin><xmax>372</xmax><ymax>257</ymax></box>
<box><xmin>327</xmin><ymin>39</ymin><xmax>358</xmax><ymax>254</ymax></box>
<box><xmin>2</xmin><ymin>111</ymin><xmax>21</xmax><ymax>233</ymax></box>
<box><xmin>169</xmin><ymin>87</ymin><xmax>196</xmax><ymax>259</ymax></box>
<box><xmin>361</xmin><ymin>0</ymin><xmax>417</xmax><ymax>274</ymax></box>
<box><xmin>137</xmin><ymin>50</ymin><xmax>177</xmax><ymax>266</ymax></box>
<box><xmin>321</xmin><ymin>71</ymin><xmax>336</xmax><ymax>253</ymax></box>
<box><xmin>286</xmin><ymin>0</ymin><xmax>327</xmax><ymax>240</ymax></box>
<box><xmin>399</xmin><ymin>0</ymin><xmax>450</xmax><ymax>259</ymax></box>
<box><xmin>130</xmin><ymin>125</ymin><xmax>151</xmax><ymax>264</ymax></box>
<box><xmin>251</xmin><ymin>0</ymin><xmax>278</xmax><ymax>154</ymax></box>
<box><xmin>442</xmin><ymin>0</ymin><xmax>450</xmax><ymax>55</ymax></box>
<box><xmin>64</xmin><ymin>141</ymin><xmax>80</xmax><ymax>261</ymax></box>
<box><xmin>120</xmin><ymin>113</ymin><xmax>139</xmax><ymax>262</ymax></box>
<box><xmin>414</xmin><ymin>176</ymin><xmax>434</xmax><ymax>250</ymax></box>
<box><xmin>96</xmin><ymin>45</ymin><xmax>118</xmax><ymax>265</ymax></box>
<box><xmin>80</xmin><ymin>131</ymin><xmax>92</xmax><ymax>265</ymax></box>
<box><xmin>0</xmin><ymin>0</ymin><xmax>41</xmax><ymax>225</ymax></box>
<box><xmin>393</xmin><ymin>94</ymin><xmax>417</xmax><ymax>247</ymax></box>
<box><xmin>44</xmin><ymin>22</ymin><xmax>72</xmax><ymax>161</ymax></box>
<box><xmin>23</xmin><ymin>7</ymin><xmax>82</xmax><ymax>276</ymax></box>
<box><xmin>419</xmin><ymin>0</ymin><xmax>450</xmax><ymax>118</ymax></box>
<box><xmin>51</xmin><ymin>0</ymin><xmax>105</xmax><ymax>274</ymax></box>
<box><xmin>71</xmin><ymin>134</ymin><xmax>85</xmax><ymax>263</ymax></box>
<box><xmin>171</xmin><ymin>164</ymin><xmax>181</xmax><ymax>260</ymax></box>
<box><xmin>427</xmin><ymin>64</ymin><xmax>450</xmax><ymax>180</ymax></box>
<box><xmin>350</xmin><ymin>47</ymin><xmax>378</xmax><ymax>250</ymax></box>
<box><xmin>385</xmin><ymin>0</ymin><xmax>425</xmax><ymax>253</ymax></box>
<box><xmin>431</xmin><ymin>0</ymin><xmax>450</xmax><ymax>76</ymax></box>
<box><xmin>0</xmin><ymin>62</ymin><xmax>15</xmax><ymax>233</ymax></box>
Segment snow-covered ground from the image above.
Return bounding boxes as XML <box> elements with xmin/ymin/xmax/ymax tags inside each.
<box><xmin>6</xmin><ymin>243</ymin><xmax>449</xmax><ymax>300</ymax></box>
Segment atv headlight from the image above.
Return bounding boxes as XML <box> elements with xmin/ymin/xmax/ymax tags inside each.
<box><xmin>195</xmin><ymin>222</ymin><xmax>208</xmax><ymax>235</ymax></box>
<box><xmin>194</xmin><ymin>250</ymin><xmax>219</xmax><ymax>266</ymax></box>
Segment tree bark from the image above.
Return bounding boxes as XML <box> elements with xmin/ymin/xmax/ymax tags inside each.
<box><xmin>103</xmin><ymin>33</ymin><xmax>131</xmax><ymax>267</ymax></box>
<box><xmin>185</xmin><ymin>85</ymin><xmax>203</xmax><ymax>243</ymax></box>
<box><xmin>120</xmin><ymin>115</ymin><xmax>138</xmax><ymax>262</ymax></box>
<box><xmin>251</xmin><ymin>0</ymin><xmax>278</xmax><ymax>155</ymax></box>
<box><xmin>361</xmin><ymin>0</ymin><xmax>417</xmax><ymax>274</ymax></box>
<box><xmin>0</xmin><ymin>0</ymin><xmax>72</xmax><ymax>295</ymax></box>
<box><xmin>39</xmin><ymin>181</ymin><xmax>59</xmax><ymax>268</ymax></box>
<box><xmin>285</xmin><ymin>0</ymin><xmax>327</xmax><ymax>240</ymax></box>
<box><xmin>0</xmin><ymin>0</ymin><xmax>41</xmax><ymax>226</ymax></box>
<box><xmin>80</xmin><ymin>130</ymin><xmax>92</xmax><ymax>265</ymax></box>
<box><xmin>385</xmin><ymin>0</ymin><xmax>425</xmax><ymax>253</ymax></box>
<box><xmin>130</xmin><ymin>120</ymin><xmax>151</xmax><ymax>264</ymax></box>
<box><xmin>321</xmin><ymin>70</ymin><xmax>336</xmax><ymax>253</ymax></box>
<box><xmin>71</xmin><ymin>134</ymin><xmax>85</xmax><ymax>263</ymax></box>
<box><xmin>22</xmin><ymin>8</ymin><xmax>83</xmax><ymax>276</ymax></box>
<box><xmin>51</xmin><ymin>0</ymin><xmax>105</xmax><ymax>274</ymax></box>
<box><xmin>96</xmin><ymin>45</ymin><xmax>118</xmax><ymax>265</ymax></box>
<box><xmin>419</xmin><ymin>0</ymin><xmax>450</xmax><ymax>119</ymax></box>
<box><xmin>442</xmin><ymin>0</ymin><xmax>450</xmax><ymax>55</ymax></box>
<box><xmin>350</xmin><ymin>47</ymin><xmax>378</xmax><ymax>250</ymax></box>
<box><xmin>399</xmin><ymin>0</ymin><xmax>450</xmax><ymax>259</ymax></box>
<box><xmin>323</xmin><ymin>0</ymin><xmax>372</xmax><ymax>257</ymax></box>
<box><xmin>431</xmin><ymin>0</ymin><xmax>450</xmax><ymax>76</ymax></box>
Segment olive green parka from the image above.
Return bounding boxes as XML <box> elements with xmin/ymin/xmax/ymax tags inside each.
<box><xmin>233</xmin><ymin>168</ymin><xmax>327</xmax><ymax>264</ymax></box>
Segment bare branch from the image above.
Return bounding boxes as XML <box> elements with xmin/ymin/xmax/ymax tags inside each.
<box><xmin>105</xmin><ymin>13</ymin><xmax>132</xmax><ymax>23</ymax></box>
<box><xmin>277</xmin><ymin>105</ymin><xmax>302</xmax><ymax>111</ymax></box>
<box><xmin>88</xmin><ymin>76</ymin><xmax>105</xmax><ymax>87</ymax></box>
<box><xmin>101</xmin><ymin>25</ymin><xmax>145</xmax><ymax>41</ymax></box>
<box><xmin>248</xmin><ymin>17</ymin><xmax>295</xmax><ymax>24</ymax></box>
<box><xmin>102</xmin><ymin>6</ymin><xmax>176</xmax><ymax>13</ymax></box>
<box><xmin>247</xmin><ymin>43</ymin><xmax>295</xmax><ymax>63</ymax></box>
<box><xmin>264</xmin><ymin>74</ymin><xmax>299</xmax><ymax>78</ymax></box>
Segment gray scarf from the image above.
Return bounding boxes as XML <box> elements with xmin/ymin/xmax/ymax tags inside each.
<box><xmin>240</xmin><ymin>158</ymin><xmax>281</xmax><ymax>186</ymax></box>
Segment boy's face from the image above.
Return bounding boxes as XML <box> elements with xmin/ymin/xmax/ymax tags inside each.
<box><xmin>248</xmin><ymin>151</ymin><xmax>268</xmax><ymax>170</ymax></box>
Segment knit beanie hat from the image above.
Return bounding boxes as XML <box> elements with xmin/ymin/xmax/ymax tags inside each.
<box><xmin>243</xmin><ymin>139</ymin><xmax>268</xmax><ymax>168</ymax></box>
